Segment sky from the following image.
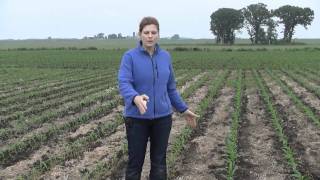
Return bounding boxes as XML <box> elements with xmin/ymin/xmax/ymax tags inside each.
<box><xmin>1</xmin><ymin>0</ymin><xmax>319</xmax><ymax>40</ymax></box>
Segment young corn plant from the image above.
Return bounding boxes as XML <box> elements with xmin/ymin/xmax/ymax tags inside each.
<box><xmin>0</xmin><ymin>97</ymin><xmax>121</xmax><ymax>167</ymax></box>
<box><xmin>266</xmin><ymin>69</ymin><xmax>320</xmax><ymax>128</ymax></box>
<box><xmin>253</xmin><ymin>70</ymin><xmax>309</xmax><ymax>180</ymax></box>
<box><xmin>19</xmin><ymin>114</ymin><xmax>125</xmax><ymax>178</ymax></box>
<box><xmin>0</xmin><ymin>86</ymin><xmax>118</xmax><ymax>141</ymax></box>
<box><xmin>87</xmin><ymin>70</ymin><xmax>227</xmax><ymax>180</ymax></box>
<box><xmin>281</xmin><ymin>68</ymin><xmax>320</xmax><ymax>99</ymax></box>
<box><xmin>167</xmin><ymin>70</ymin><xmax>229</xmax><ymax>175</ymax></box>
<box><xmin>226</xmin><ymin>70</ymin><xmax>243</xmax><ymax>180</ymax></box>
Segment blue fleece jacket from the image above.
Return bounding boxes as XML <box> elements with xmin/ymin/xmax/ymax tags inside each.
<box><xmin>118</xmin><ymin>41</ymin><xmax>188</xmax><ymax>119</ymax></box>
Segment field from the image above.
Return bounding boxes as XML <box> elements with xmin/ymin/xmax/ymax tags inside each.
<box><xmin>0</xmin><ymin>39</ymin><xmax>320</xmax><ymax>179</ymax></box>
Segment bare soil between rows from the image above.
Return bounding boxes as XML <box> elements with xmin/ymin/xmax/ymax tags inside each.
<box><xmin>235</xmin><ymin>85</ymin><xmax>292</xmax><ymax>180</ymax></box>
<box><xmin>262</xmin><ymin>72</ymin><xmax>320</xmax><ymax>179</ymax></box>
<box><xmin>171</xmin><ymin>85</ymin><xmax>234</xmax><ymax>180</ymax></box>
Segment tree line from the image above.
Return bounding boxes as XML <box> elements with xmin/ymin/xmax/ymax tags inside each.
<box><xmin>83</xmin><ymin>33</ymin><xmax>181</xmax><ymax>40</ymax></box>
<box><xmin>82</xmin><ymin>33</ymin><xmax>131</xmax><ymax>40</ymax></box>
<box><xmin>210</xmin><ymin>3</ymin><xmax>314</xmax><ymax>45</ymax></box>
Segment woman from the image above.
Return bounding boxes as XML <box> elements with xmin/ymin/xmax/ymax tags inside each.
<box><xmin>118</xmin><ymin>16</ymin><xmax>198</xmax><ymax>180</ymax></box>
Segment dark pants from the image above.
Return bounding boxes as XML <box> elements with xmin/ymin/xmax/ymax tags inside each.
<box><xmin>125</xmin><ymin>115</ymin><xmax>172</xmax><ymax>180</ymax></box>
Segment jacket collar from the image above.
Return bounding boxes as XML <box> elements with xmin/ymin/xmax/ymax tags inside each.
<box><xmin>137</xmin><ymin>40</ymin><xmax>160</xmax><ymax>55</ymax></box>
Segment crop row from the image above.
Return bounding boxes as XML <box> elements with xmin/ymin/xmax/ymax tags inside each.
<box><xmin>14</xmin><ymin>70</ymin><xmax>210</xmax><ymax>178</ymax></box>
<box><xmin>254</xmin><ymin>70</ymin><xmax>307</xmax><ymax>179</ymax></box>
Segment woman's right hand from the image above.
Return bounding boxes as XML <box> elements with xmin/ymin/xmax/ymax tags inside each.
<box><xmin>133</xmin><ymin>94</ymin><xmax>149</xmax><ymax>115</ymax></box>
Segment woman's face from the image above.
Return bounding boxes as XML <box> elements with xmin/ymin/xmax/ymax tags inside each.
<box><xmin>139</xmin><ymin>24</ymin><xmax>159</xmax><ymax>49</ymax></box>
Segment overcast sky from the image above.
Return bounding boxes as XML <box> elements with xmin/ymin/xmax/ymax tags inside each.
<box><xmin>1</xmin><ymin>0</ymin><xmax>319</xmax><ymax>40</ymax></box>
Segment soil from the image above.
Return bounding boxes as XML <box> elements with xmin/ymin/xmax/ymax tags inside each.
<box><xmin>34</xmin><ymin>74</ymin><xmax>203</xmax><ymax>180</ymax></box>
<box><xmin>262</xmin><ymin>71</ymin><xmax>320</xmax><ymax>179</ymax></box>
<box><xmin>235</xmin><ymin>75</ymin><xmax>292</xmax><ymax>180</ymax></box>
<box><xmin>111</xmin><ymin>71</ymin><xmax>212</xmax><ymax>180</ymax></box>
<box><xmin>0</xmin><ymin>102</ymin><xmax>123</xmax><ymax>179</ymax></box>
<box><xmin>173</xmin><ymin>86</ymin><xmax>234</xmax><ymax>180</ymax></box>
<box><xmin>170</xmin><ymin>71</ymin><xmax>235</xmax><ymax>180</ymax></box>
<box><xmin>278</xmin><ymin>73</ymin><xmax>320</xmax><ymax>114</ymax></box>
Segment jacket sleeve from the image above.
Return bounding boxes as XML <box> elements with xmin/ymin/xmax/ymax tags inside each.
<box><xmin>167</xmin><ymin>62</ymin><xmax>188</xmax><ymax>113</ymax></box>
<box><xmin>118</xmin><ymin>53</ymin><xmax>139</xmax><ymax>106</ymax></box>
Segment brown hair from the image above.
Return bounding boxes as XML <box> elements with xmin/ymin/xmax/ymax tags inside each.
<box><xmin>139</xmin><ymin>16</ymin><xmax>160</xmax><ymax>33</ymax></box>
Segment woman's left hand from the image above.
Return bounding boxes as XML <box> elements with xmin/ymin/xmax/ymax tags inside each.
<box><xmin>183</xmin><ymin>109</ymin><xmax>199</xmax><ymax>129</ymax></box>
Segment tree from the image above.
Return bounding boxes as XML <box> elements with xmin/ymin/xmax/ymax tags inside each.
<box><xmin>257</xmin><ymin>28</ymin><xmax>267</xmax><ymax>44</ymax></box>
<box><xmin>266</xmin><ymin>18</ymin><xmax>278</xmax><ymax>44</ymax></box>
<box><xmin>274</xmin><ymin>5</ymin><xmax>314</xmax><ymax>43</ymax></box>
<box><xmin>210</xmin><ymin>8</ymin><xmax>243</xmax><ymax>45</ymax></box>
<box><xmin>96</xmin><ymin>33</ymin><xmax>105</xmax><ymax>39</ymax></box>
<box><xmin>242</xmin><ymin>3</ymin><xmax>271</xmax><ymax>44</ymax></box>
<box><xmin>171</xmin><ymin>34</ymin><xmax>180</xmax><ymax>40</ymax></box>
<box><xmin>108</xmin><ymin>34</ymin><xmax>117</xmax><ymax>39</ymax></box>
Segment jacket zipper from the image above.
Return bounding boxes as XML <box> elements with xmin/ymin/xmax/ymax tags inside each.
<box><xmin>150</xmin><ymin>54</ymin><xmax>156</xmax><ymax>119</ymax></box>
